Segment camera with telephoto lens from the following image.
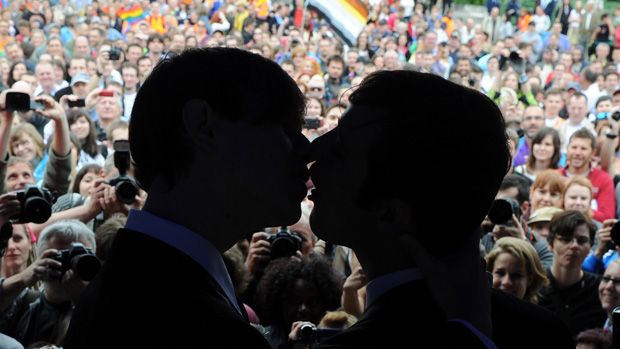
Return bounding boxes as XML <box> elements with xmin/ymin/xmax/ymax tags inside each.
<box><xmin>267</xmin><ymin>226</ymin><xmax>302</xmax><ymax>259</ymax></box>
<box><xmin>10</xmin><ymin>185</ymin><xmax>53</xmax><ymax>224</ymax></box>
<box><xmin>51</xmin><ymin>242</ymin><xmax>101</xmax><ymax>281</ymax></box>
<box><xmin>488</xmin><ymin>197</ymin><xmax>521</xmax><ymax>227</ymax></box>
<box><xmin>108</xmin><ymin>140</ymin><xmax>139</xmax><ymax>205</ymax></box>
<box><xmin>108</xmin><ymin>46</ymin><xmax>121</xmax><ymax>61</ymax></box>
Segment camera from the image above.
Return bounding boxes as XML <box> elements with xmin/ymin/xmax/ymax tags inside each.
<box><xmin>303</xmin><ymin>117</ymin><xmax>320</xmax><ymax>129</ymax></box>
<box><xmin>10</xmin><ymin>185</ymin><xmax>53</xmax><ymax>224</ymax></box>
<box><xmin>607</xmin><ymin>222</ymin><xmax>620</xmax><ymax>250</ymax></box>
<box><xmin>5</xmin><ymin>92</ymin><xmax>44</xmax><ymax>112</ymax></box>
<box><xmin>267</xmin><ymin>226</ymin><xmax>302</xmax><ymax>259</ymax></box>
<box><xmin>108</xmin><ymin>46</ymin><xmax>122</xmax><ymax>61</ymax></box>
<box><xmin>488</xmin><ymin>197</ymin><xmax>521</xmax><ymax>226</ymax></box>
<box><xmin>612</xmin><ymin>111</ymin><xmax>620</xmax><ymax>122</ymax></box>
<box><xmin>67</xmin><ymin>99</ymin><xmax>85</xmax><ymax>108</ymax></box>
<box><xmin>297</xmin><ymin>323</ymin><xmax>341</xmax><ymax>345</ymax></box>
<box><xmin>108</xmin><ymin>140</ymin><xmax>139</xmax><ymax>205</ymax></box>
<box><xmin>51</xmin><ymin>242</ymin><xmax>101</xmax><ymax>281</ymax></box>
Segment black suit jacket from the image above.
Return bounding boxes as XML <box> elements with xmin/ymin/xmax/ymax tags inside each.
<box><xmin>63</xmin><ymin>229</ymin><xmax>271</xmax><ymax>349</ymax></box>
<box><xmin>317</xmin><ymin>280</ymin><xmax>489</xmax><ymax>348</ymax></box>
<box><xmin>490</xmin><ymin>289</ymin><xmax>574</xmax><ymax>348</ymax></box>
<box><xmin>317</xmin><ymin>282</ymin><xmax>574</xmax><ymax>349</ymax></box>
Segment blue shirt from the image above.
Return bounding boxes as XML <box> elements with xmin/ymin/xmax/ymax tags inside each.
<box><xmin>125</xmin><ymin>209</ymin><xmax>242</xmax><ymax>316</ymax></box>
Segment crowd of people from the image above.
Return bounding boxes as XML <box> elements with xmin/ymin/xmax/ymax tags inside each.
<box><xmin>0</xmin><ymin>0</ymin><xmax>619</xmax><ymax>347</ymax></box>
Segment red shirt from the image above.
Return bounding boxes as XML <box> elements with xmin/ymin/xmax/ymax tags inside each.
<box><xmin>558</xmin><ymin>167</ymin><xmax>617</xmax><ymax>222</ymax></box>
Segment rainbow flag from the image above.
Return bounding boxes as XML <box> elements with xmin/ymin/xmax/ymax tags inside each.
<box><xmin>117</xmin><ymin>5</ymin><xmax>146</xmax><ymax>33</ymax></box>
<box><xmin>306</xmin><ymin>0</ymin><xmax>368</xmax><ymax>46</ymax></box>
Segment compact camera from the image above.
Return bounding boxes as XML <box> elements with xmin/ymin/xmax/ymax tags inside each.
<box><xmin>10</xmin><ymin>185</ymin><xmax>53</xmax><ymax>224</ymax></box>
<box><xmin>267</xmin><ymin>226</ymin><xmax>302</xmax><ymax>259</ymax></box>
<box><xmin>108</xmin><ymin>140</ymin><xmax>139</xmax><ymax>205</ymax></box>
<box><xmin>303</xmin><ymin>117</ymin><xmax>320</xmax><ymax>129</ymax></box>
<box><xmin>5</xmin><ymin>92</ymin><xmax>44</xmax><ymax>112</ymax></box>
<box><xmin>51</xmin><ymin>242</ymin><xmax>101</xmax><ymax>281</ymax></box>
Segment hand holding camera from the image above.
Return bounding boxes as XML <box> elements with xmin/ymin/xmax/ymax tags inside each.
<box><xmin>246</xmin><ymin>232</ymin><xmax>271</xmax><ymax>274</ymax></box>
<box><xmin>596</xmin><ymin>218</ymin><xmax>619</xmax><ymax>257</ymax></box>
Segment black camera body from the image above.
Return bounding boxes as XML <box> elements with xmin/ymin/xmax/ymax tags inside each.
<box><xmin>267</xmin><ymin>226</ymin><xmax>302</xmax><ymax>259</ymax></box>
<box><xmin>108</xmin><ymin>47</ymin><xmax>122</xmax><ymax>61</ymax></box>
<box><xmin>5</xmin><ymin>92</ymin><xmax>44</xmax><ymax>112</ymax></box>
<box><xmin>488</xmin><ymin>197</ymin><xmax>521</xmax><ymax>226</ymax></box>
<box><xmin>10</xmin><ymin>185</ymin><xmax>53</xmax><ymax>224</ymax></box>
<box><xmin>108</xmin><ymin>140</ymin><xmax>139</xmax><ymax>204</ymax></box>
<box><xmin>304</xmin><ymin>117</ymin><xmax>320</xmax><ymax>129</ymax></box>
<box><xmin>52</xmin><ymin>242</ymin><xmax>101</xmax><ymax>281</ymax></box>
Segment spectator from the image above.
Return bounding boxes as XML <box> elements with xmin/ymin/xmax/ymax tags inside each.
<box><xmin>539</xmin><ymin>210</ymin><xmax>607</xmax><ymax>336</ymax></box>
<box><xmin>558</xmin><ymin>128</ymin><xmax>616</xmax><ymax>221</ymax></box>
<box><xmin>255</xmin><ymin>255</ymin><xmax>343</xmax><ymax>348</ymax></box>
<box><xmin>0</xmin><ymin>220</ymin><xmax>96</xmax><ymax>347</ymax></box>
<box><xmin>514</xmin><ymin>127</ymin><xmax>561</xmax><ymax>181</ymax></box>
<box><xmin>485</xmin><ymin>236</ymin><xmax>549</xmax><ymax>303</ymax></box>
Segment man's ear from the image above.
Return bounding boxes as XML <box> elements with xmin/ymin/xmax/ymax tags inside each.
<box><xmin>182</xmin><ymin>98</ymin><xmax>217</xmax><ymax>151</ymax></box>
<box><xmin>377</xmin><ymin>198</ymin><xmax>415</xmax><ymax>233</ymax></box>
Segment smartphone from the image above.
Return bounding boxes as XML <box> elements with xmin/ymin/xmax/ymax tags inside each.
<box><xmin>303</xmin><ymin>117</ymin><xmax>320</xmax><ymax>129</ymax></box>
<box><xmin>67</xmin><ymin>99</ymin><xmax>86</xmax><ymax>108</ymax></box>
<box><xmin>99</xmin><ymin>90</ymin><xmax>114</xmax><ymax>97</ymax></box>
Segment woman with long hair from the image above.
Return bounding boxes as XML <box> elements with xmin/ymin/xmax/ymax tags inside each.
<box><xmin>514</xmin><ymin>127</ymin><xmax>561</xmax><ymax>181</ymax></box>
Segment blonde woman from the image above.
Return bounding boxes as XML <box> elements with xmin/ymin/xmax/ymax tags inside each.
<box><xmin>486</xmin><ymin>236</ymin><xmax>549</xmax><ymax>303</ymax></box>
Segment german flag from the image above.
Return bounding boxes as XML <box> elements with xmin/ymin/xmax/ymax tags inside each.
<box><xmin>306</xmin><ymin>0</ymin><xmax>368</xmax><ymax>46</ymax></box>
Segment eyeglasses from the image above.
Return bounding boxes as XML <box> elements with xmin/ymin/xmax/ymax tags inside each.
<box><xmin>309</xmin><ymin>87</ymin><xmax>323</xmax><ymax>91</ymax></box>
<box><xmin>555</xmin><ymin>235</ymin><xmax>591</xmax><ymax>246</ymax></box>
<box><xmin>602</xmin><ymin>275</ymin><xmax>620</xmax><ymax>286</ymax></box>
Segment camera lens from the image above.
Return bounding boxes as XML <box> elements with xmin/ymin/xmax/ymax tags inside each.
<box><xmin>271</xmin><ymin>236</ymin><xmax>299</xmax><ymax>259</ymax></box>
<box><xmin>488</xmin><ymin>199</ymin><xmax>513</xmax><ymax>226</ymax></box>
<box><xmin>24</xmin><ymin>196</ymin><xmax>52</xmax><ymax>224</ymax></box>
<box><xmin>115</xmin><ymin>181</ymin><xmax>138</xmax><ymax>205</ymax></box>
<box><xmin>71</xmin><ymin>254</ymin><xmax>101</xmax><ymax>281</ymax></box>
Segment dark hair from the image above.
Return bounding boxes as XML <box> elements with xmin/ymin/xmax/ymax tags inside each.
<box><xmin>120</xmin><ymin>61</ymin><xmax>139</xmax><ymax>76</ymax></box>
<box><xmin>348</xmin><ymin>71</ymin><xmax>511</xmax><ymax>254</ymax></box>
<box><xmin>526</xmin><ymin>127</ymin><xmax>561</xmax><ymax>171</ymax></box>
<box><xmin>129</xmin><ymin>48</ymin><xmax>305</xmax><ymax>190</ymax></box>
<box><xmin>569</xmin><ymin>127</ymin><xmax>596</xmax><ymax>149</ymax></box>
<box><xmin>575</xmin><ymin>328</ymin><xmax>612</xmax><ymax>349</ymax></box>
<box><xmin>327</xmin><ymin>54</ymin><xmax>345</xmax><ymax>67</ymax></box>
<box><xmin>71</xmin><ymin>163</ymin><xmax>102</xmax><ymax>194</ymax></box>
<box><xmin>500</xmin><ymin>174</ymin><xmax>532</xmax><ymax>205</ymax></box>
<box><xmin>255</xmin><ymin>254</ymin><xmax>343</xmax><ymax>326</ymax></box>
<box><xmin>596</xmin><ymin>95</ymin><xmax>613</xmax><ymax>108</ymax></box>
<box><xmin>66</xmin><ymin>109</ymin><xmax>100</xmax><ymax>158</ymax></box>
<box><xmin>548</xmin><ymin>210</ymin><xmax>596</xmax><ymax>245</ymax></box>
<box><xmin>7</xmin><ymin>61</ymin><xmax>28</xmax><ymax>87</ymax></box>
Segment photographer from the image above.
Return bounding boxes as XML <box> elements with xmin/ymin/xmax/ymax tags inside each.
<box><xmin>582</xmin><ymin>218</ymin><xmax>619</xmax><ymax>274</ymax></box>
<box><xmin>0</xmin><ymin>220</ymin><xmax>97</xmax><ymax>347</ymax></box>
<box><xmin>243</xmin><ymin>222</ymin><xmax>316</xmax><ymax>304</ymax></box>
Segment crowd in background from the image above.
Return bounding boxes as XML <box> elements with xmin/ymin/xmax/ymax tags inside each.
<box><xmin>2</xmin><ymin>0</ymin><xmax>620</xmax><ymax>348</ymax></box>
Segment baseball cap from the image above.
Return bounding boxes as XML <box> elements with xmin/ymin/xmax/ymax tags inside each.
<box><xmin>71</xmin><ymin>72</ymin><xmax>90</xmax><ymax>86</ymax></box>
<box><xmin>527</xmin><ymin>207</ymin><xmax>564</xmax><ymax>225</ymax></box>
<box><xmin>565</xmin><ymin>82</ymin><xmax>581</xmax><ymax>92</ymax></box>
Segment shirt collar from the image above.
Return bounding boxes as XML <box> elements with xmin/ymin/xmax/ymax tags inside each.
<box><xmin>125</xmin><ymin>209</ymin><xmax>242</xmax><ymax>316</ymax></box>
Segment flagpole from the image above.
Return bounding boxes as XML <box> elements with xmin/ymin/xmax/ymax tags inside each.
<box><xmin>300</xmin><ymin>0</ymin><xmax>310</xmax><ymax>41</ymax></box>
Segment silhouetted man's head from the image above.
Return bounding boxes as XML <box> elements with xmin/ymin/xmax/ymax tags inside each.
<box><xmin>310</xmin><ymin>71</ymin><xmax>510</xmax><ymax>255</ymax></box>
